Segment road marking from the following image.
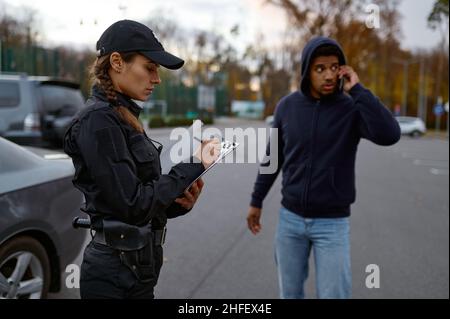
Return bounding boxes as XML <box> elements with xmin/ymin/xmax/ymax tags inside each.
<box><xmin>44</xmin><ymin>154</ymin><xmax>70</xmax><ymax>160</ymax></box>
<box><xmin>402</xmin><ymin>153</ymin><xmax>449</xmax><ymax>161</ymax></box>
<box><xmin>413</xmin><ymin>159</ymin><xmax>449</xmax><ymax>168</ymax></box>
<box><xmin>430</xmin><ymin>168</ymin><xmax>449</xmax><ymax>176</ymax></box>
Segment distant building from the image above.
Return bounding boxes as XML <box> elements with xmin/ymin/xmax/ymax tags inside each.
<box><xmin>231</xmin><ymin>100</ymin><xmax>265</xmax><ymax>119</ymax></box>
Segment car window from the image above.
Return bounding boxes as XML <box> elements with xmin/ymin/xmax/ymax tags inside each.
<box><xmin>38</xmin><ymin>85</ymin><xmax>84</xmax><ymax>116</ymax></box>
<box><xmin>397</xmin><ymin>118</ymin><xmax>414</xmax><ymax>124</ymax></box>
<box><xmin>0</xmin><ymin>81</ymin><xmax>20</xmax><ymax>108</ymax></box>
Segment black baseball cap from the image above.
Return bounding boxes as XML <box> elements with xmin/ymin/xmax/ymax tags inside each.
<box><xmin>96</xmin><ymin>19</ymin><xmax>184</xmax><ymax>70</ymax></box>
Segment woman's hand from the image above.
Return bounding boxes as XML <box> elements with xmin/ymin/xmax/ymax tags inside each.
<box><xmin>174</xmin><ymin>178</ymin><xmax>204</xmax><ymax>210</ymax></box>
<box><xmin>194</xmin><ymin>138</ymin><xmax>221</xmax><ymax>169</ymax></box>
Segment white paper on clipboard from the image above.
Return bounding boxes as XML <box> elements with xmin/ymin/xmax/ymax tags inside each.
<box><xmin>184</xmin><ymin>140</ymin><xmax>239</xmax><ymax>192</ymax></box>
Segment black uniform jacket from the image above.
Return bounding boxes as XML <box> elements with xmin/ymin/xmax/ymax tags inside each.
<box><xmin>63</xmin><ymin>85</ymin><xmax>205</xmax><ymax>230</ymax></box>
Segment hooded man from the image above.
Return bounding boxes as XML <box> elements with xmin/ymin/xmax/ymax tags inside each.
<box><xmin>246</xmin><ymin>37</ymin><xmax>401</xmax><ymax>299</ymax></box>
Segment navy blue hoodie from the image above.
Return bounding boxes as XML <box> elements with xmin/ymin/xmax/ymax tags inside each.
<box><xmin>250</xmin><ymin>37</ymin><xmax>401</xmax><ymax>218</ymax></box>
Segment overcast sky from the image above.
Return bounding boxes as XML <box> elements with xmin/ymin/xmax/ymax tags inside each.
<box><xmin>1</xmin><ymin>0</ymin><xmax>447</xmax><ymax>52</ymax></box>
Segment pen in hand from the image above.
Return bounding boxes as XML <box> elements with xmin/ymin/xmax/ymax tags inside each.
<box><xmin>194</xmin><ymin>134</ymin><xmax>223</xmax><ymax>143</ymax></box>
<box><xmin>193</xmin><ymin>137</ymin><xmax>222</xmax><ymax>169</ymax></box>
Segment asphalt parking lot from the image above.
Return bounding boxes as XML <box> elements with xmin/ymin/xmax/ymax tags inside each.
<box><xmin>49</xmin><ymin>119</ymin><xmax>449</xmax><ymax>299</ymax></box>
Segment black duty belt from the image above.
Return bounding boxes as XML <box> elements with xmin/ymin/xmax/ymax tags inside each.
<box><xmin>93</xmin><ymin>227</ymin><xmax>167</xmax><ymax>247</ymax></box>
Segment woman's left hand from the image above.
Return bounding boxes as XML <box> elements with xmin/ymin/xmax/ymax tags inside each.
<box><xmin>175</xmin><ymin>178</ymin><xmax>204</xmax><ymax>210</ymax></box>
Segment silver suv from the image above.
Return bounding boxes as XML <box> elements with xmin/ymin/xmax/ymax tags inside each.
<box><xmin>0</xmin><ymin>73</ymin><xmax>85</xmax><ymax>147</ymax></box>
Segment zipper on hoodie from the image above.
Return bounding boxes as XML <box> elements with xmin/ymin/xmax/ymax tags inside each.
<box><xmin>302</xmin><ymin>100</ymin><xmax>320</xmax><ymax>208</ymax></box>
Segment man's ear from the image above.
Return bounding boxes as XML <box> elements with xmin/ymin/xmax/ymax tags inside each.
<box><xmin>109</xmin><ymin>52</ymin><xmax>123</xmax><ymax>73</ymax></box>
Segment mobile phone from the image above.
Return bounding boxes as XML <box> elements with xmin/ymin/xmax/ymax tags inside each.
<box><xmin>339</xmin><ymin>76</ymin><xmax>345</xmax><ymax>91</ymax></box>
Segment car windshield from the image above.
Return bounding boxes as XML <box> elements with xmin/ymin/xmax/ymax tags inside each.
<box><xmin>38</xmin><ymin>84</ymin><xmax>84</xmax><ymax>116</ymax></box>
<box><xmin>396</xmin><ymin>117</ymin><xmax>416</xmax><ymax>123</ymax></box>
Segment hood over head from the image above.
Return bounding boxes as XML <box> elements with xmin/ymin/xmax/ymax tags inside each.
<box><xmin>300</xmin><ymin>37</ymin><xmax>347</xmax><ymax>95</ymax></box>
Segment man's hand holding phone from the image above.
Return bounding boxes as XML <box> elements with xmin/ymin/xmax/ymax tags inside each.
<box><xmin>338</xmin><ymin>65</ymin><xmax>360</xmax><ymax>92</ymax></box>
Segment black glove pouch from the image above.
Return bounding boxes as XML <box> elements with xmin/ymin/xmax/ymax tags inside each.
<box><xmin>102</xmin><ymin>219</ymin><xmax>156</xmax><ymax>283</ymax></box>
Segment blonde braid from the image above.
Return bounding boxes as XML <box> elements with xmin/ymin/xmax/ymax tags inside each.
<box><xmin>91</xmin><ymin>55</ymin><xmax>144</xmax><ymax>133</ymax></box>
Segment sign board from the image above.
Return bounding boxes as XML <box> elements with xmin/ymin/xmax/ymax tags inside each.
<box><xmin>198</xmin><ymin>85</ymin><xmax>215</xmax><ymax>110</ymax></box>
<box><xmin>434</xmin><ymin>104</ymin><xmax>445</xmax><ymax>117</ymax></box>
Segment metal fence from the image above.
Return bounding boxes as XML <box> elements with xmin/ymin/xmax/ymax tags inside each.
<box><xmin>0</xmin><ymin>44</ymin><xmax>230</xmax><ymax>116</ymax></box>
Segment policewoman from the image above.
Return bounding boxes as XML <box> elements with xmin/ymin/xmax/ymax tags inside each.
<box><xmin>64</xmin><ymin>20</ymin><xmax>220</xmax><ymax>299</ymax></box>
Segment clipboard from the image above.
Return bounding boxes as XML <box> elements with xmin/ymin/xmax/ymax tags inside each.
<box><xmin>154</xmin><ymin>119</ymin><xmax>239</xmax><ymax>194</ymax></box>
<box><xmin>184</xmin><ymin>139</ymin><xmax>239</xmax><ymax>193</ymax></box>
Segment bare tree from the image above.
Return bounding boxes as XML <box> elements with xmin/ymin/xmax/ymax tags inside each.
<box><xmin>0</xmin><ymin>2</ymin><xmax>40</xmax><ymax>46</ymax></box>
<box><xmin>265</xmin><ymin>0</ymin><xmax>365</xmax><ymax>38</ymax></box>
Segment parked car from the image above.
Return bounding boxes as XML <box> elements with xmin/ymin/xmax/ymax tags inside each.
<box><xmin>0</xmin><ymin>73</ymin><xmax>85</xmax><ymax>147</ymax></box>
<box><xmin>395</xmin><ymin>116</ymin><xmax>427</xmax><ymax>137</ymax></box>
<box><xmin>0</xmin><ymin>137</ymin><xmax>86</xmax><ymax>299</ymax></box>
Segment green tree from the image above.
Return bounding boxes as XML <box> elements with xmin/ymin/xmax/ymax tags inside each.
<box><xmin>428</xmin><ymin>0</ymin><xmax>449</xmax><ymax>30</ymax></box>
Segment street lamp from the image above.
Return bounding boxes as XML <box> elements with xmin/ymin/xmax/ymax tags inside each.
<box><xmin>391</xmin><ymin>58</ymin><xmax>421</xmax><ymax>117</ymax></box>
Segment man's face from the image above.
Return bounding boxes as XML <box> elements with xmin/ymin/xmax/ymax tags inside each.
<box><xmin>309</xmin><ymin>55</ymin><xmax>340</xmax><ymax>99</ymax></box>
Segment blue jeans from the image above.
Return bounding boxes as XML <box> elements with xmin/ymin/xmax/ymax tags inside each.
<box><xmin>275</xmin><ymin>206</ymin><xmax>351</xmax><ymax>299</ymax></box>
